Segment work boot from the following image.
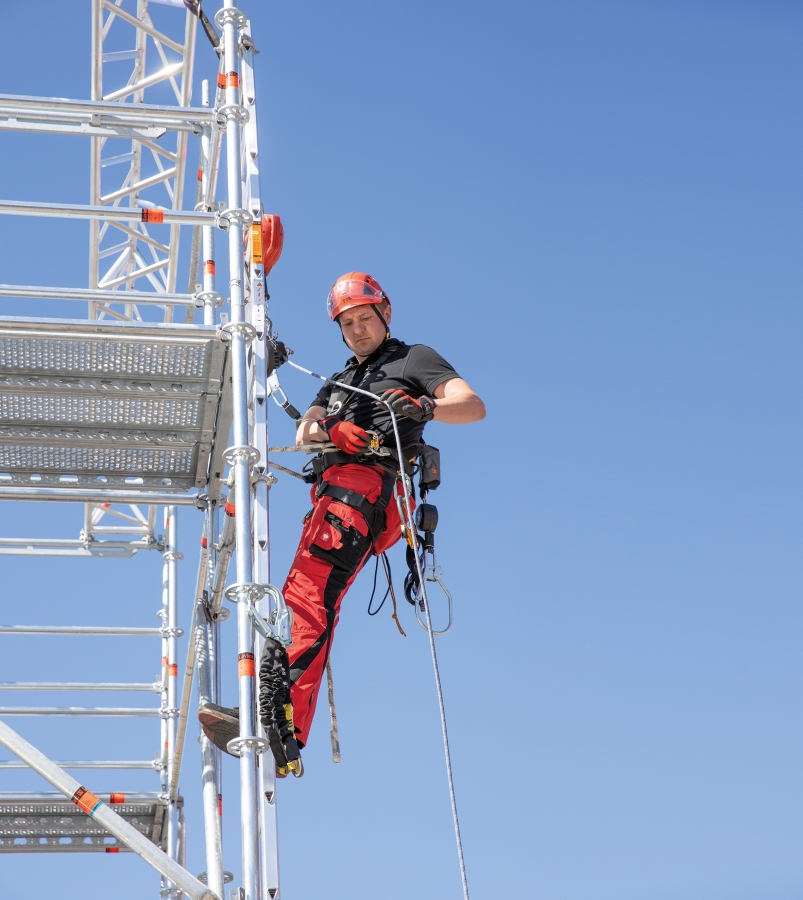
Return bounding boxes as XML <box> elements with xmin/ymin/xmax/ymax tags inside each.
<box><xmin>259</xmin><ymin>637</ymin><xmax>303</xmax><ymax>777</ymax></box>
<box><xmin>198</xmin><ymin>702</ymin><xmax>240</xmax><ymax>756</ymax></box>
<box><xmin>199</xmin><ymin>701</ymin><xmax>302</xmax><ymax>777</ymax></box>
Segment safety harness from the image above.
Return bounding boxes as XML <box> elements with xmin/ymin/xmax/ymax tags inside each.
<box><xmin>315</xmin><ymin>471</ymin><xmax>396</xmax><ymax>547</ymax></box>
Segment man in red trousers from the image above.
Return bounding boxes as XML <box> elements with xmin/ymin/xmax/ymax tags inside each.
<box><xmin>201</xmin><ymin>272</ymin><xmax>484</xmax><ymax>776</ymax></box>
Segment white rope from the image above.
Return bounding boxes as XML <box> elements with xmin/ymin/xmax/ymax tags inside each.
<box><xmin>286</xmin><ymin>358</ymin><xmax>471</xmax><ymax>900</ymax></box>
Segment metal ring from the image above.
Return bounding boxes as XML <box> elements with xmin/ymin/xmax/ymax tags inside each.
<box><xmin>214</xmin><ymin>606</ymin><xmax>231</xmax><ymax>622</ymax></box>
<box><xmin>214</xmin><ymin>104</ymin><xmax>249</xmax><ymax>128</ymax></box>
<box><xmin>219</xmin><ymin>321</ymin><xmax>257</xmax><ymax>344</ymax></box>
<box><xmin>225</xmin><ymin>582</ymin><xmax>266</xmax><ymax>603</ymax></box>
<box><xmin>160</xmin><ymin>626</ymin><xmax>184</xmax><ymax>639</ymax></box>
<box><xmin>198</xmin><ymin>872</ymin><xmax>234</xmax><ymax>886</ymax></box>
<box><xmin>162</xmin><ymin>550</ymin><xmax>184</xmax><ymax>562</ymax></box>
<box><xmin>193</xmin><ymin>290</ymin><xmax>224</xmax><ymax>310</ymax></box>
<box><xmin>159</xmin><ymin>707</ymin><xmax>180</xmax><ymax>720</ymax></box>
<box><xmin>223</xmin><ymin>444</ymin><xmax>260</xmax><ymax>465</ymax></box>
<box><xmin>215</xmin><ymin>7</ymin><xmax>246</xmax><ymax>28</ymax></box>
<box><xmin>226</xmin><ymin>735</ymin><xmax>270</xmax><ymax>757</ymax></box>
<box><xmin>217</xmin><ymin>206</ymin><xmax>253</xmax><ymax>227</ymax></box>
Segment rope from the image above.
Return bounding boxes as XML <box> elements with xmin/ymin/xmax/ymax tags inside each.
<box><xmin>381</xmin><ymin>553</ymin><xmax>406</xmax><ymax>637</ymax></box>
<box><xmin>326</xmin><ymin>658</ymin><xmax>341</xmax><ymax>764</ymax></box>
<box><xmin>266</xmin><ymin>460</ymin><xmax>306</xmax><ymax>481</ymax></box>
<box><xmin>267</xmin><ymin>443</ymin><xmax>336</xmax><ymax>454</ymax></box>
<box><xmin>420</xmin><ymin>575</ymin><xmax>469</xmax><ymax>900</ymax></box>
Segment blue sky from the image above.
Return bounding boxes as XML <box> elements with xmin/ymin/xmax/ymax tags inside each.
<box><xmin>0</xmin><ymin>1</ymin><xmax>802</xmax><ymax>898</ymax></box>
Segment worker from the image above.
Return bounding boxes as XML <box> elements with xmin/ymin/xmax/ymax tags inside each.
<box><xmin>200</xmin><ymin>272</ymin><xmax>485</xmax><ymax>775</ymax></box>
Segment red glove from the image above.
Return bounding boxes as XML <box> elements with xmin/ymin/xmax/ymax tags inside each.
<box><xmin>380</xmin><ymin>389</ymin><xmax>436</xmax><ymax>422</ymax></box>
<box><xmin>318</xmin><ymin>417</ymin><xmax>370</xmax><ymax>454</ymax></box>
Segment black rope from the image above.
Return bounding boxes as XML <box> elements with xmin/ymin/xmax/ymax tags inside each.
<box><xmin>367</xmin><ymin>553</ymin><xmax>392</xmax><ymax>616</ymax></box>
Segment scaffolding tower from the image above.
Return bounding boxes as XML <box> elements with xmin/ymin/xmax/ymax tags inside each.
<box><xmin>0</xmin><ymin>2</ymin><xmax>279</xmax><ymax>898</ymax></box>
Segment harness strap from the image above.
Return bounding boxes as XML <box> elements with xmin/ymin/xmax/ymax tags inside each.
<box><xmin>326</xmin><ymin>339</ymin><xmax>405</xmax><ymax>417</ymax></box>
<box><xmin>316</xmin><ymin>468</ymin><xmax>397</xmax><ymax>546</ymax></box>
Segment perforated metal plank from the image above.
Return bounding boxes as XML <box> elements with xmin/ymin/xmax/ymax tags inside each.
<box><xmin>0</xmin><ymin>317</ymin><xmax>227</xmax><ymax>491</ymax></box>
<box><xmin>0</xmin><ymin>793</ymin><xmax>169</xmax><ymax>853</ymax></box>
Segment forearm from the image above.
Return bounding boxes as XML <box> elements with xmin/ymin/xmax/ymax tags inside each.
<box><xmin>296</xmin><ymin>406</ymin><xmax>329</xmax><ymax>445</ymax></box>
<box><xmin>432</xmin><ymin>391</ymin><xmax>486</xmax><ymax>424</ymax></box>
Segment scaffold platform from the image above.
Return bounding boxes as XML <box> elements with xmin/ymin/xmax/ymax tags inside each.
<box><xmin>0</xmin><ymin>317</ymin><xmax>229</xmax><ymax>492</ymax></box>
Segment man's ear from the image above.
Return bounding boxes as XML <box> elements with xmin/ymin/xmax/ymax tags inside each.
<box><xmin>383</xmin><ymin>306</ymin><xmax>392</xmax><ymax>326</ymax></box>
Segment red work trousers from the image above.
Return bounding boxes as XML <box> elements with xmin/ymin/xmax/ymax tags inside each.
<box><xmin>283</xmin><ymin>463</ymin><xmax>406</xmax><ymax>747</ymax></box>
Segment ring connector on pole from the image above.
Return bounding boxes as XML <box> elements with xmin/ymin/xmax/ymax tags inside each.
<box><xmin>219</xmin><ymin>321</ymin><xmax>257</xmax><ymax>345</ymax></box>
<box><xmin>214</xmin><ymin>104</ymin><xmax>249</xmax><ymax>128</ymax></box>
<box><xmin>224</xmin><ymin>582</ymin><xmax>266</xmax><ymax>604</ymax></box>
<box><xmin>160</xmin><ymin>626</ymin><xmax>184</xmax><ymax>639</ymax></box>
<box><xmin>216</xmin><ymin>206</ymin><xmax>253</xmax><ymax>229</ymax></box>
<box><xmin>223</xmin><ymin>444</ymin><xmax>260</xmax><ymax>466</ymax></box>
<box><xmin>214</xmin><ymin>7</ymin><xmax>247</xmax><ymax>28</ymax></box>
<box><xmin>193</xmin><ymin>290</ymin><xmax>224</xmax><ymax>310</ymax></box>
<box><xmin>226</xmin><ymin>735</ymin><xmax>270</xmax><ymax>757</ymax></box>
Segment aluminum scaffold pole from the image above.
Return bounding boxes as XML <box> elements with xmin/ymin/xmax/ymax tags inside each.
<box><xmin>217</xmin><ymin>3</ymin><xmax>264</xmax><ymax>899</ymax></box>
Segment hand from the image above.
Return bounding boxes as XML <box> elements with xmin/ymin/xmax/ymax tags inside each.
<box><xmin>318</xmin><ymin>416</ymin><xmax>371</xmax><ymax>454</ymax></box>
<box><xmin>380</xmin><ymin>389</ymin><xmax>436</xmax><ymax>423</ymax></box>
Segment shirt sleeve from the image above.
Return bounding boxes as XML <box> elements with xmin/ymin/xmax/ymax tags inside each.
<box><xmin>403</xmin><ymin>345</ymin><xmax>460</xmax><ymax>397</ymax></box>
<box><xmin>311</xmin><ymin>382</ymin><xmax>332</xmax><ymax>411</ymax></box>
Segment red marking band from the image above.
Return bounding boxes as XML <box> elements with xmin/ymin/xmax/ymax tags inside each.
<box><xmin>226</xmin><ymin>72</ymin><xmax>239</xmax><ymax>88</ymax></box>
<box><xmin>225</xmin><ymin>501</ymin><xmax>235</xmax><ymax>517</ymax></box>
<box><xmin>141</xmin><ymin>208</ymin><xmax>164</xmax><ymax>224</ymax></box>
<box><xmin>109</xmin><ymin>793</ymin><xmax>125</xmax><ymax>805</ymax></box>
<box><xmin>162</xmin><ymin>656</ymin><xmax>169</xmax><ymax>667</ymax></box>
<box><xmin>203</xmin><ymin>260</ymin><xmax>216</xmax><ymax>275</ymax></box>
<box><xmin>201</xmin><ymin>536</ymin><xmax>208</xmax><ymax>548</ymax></box>
<box><xmin>238</xmin><ymin>653</ymin><xmax>255</xmax><ymax>677</ymax></box>
<box><xmin>168</xmin><ymin>664</ymin><xmax>178</xmax><ymax>678</ymax></box>
<box><xmin>72</xmin><ymin>786</ymin><xmax>102</xmax><ymax>818</ymax></box>
<box><xmin>217</xmin><ymin>72</ymin><xmax>226</xmax><ymax>88</ymax></box>
<box><xmin>218</xmin><ymin>794</ymin><xmax>223</xmax><ymax>816</ymax></box>
<box><xmin>198</xmin><ymin>167</ymin><xmax>203</xmax><ymax>181</ymax></box>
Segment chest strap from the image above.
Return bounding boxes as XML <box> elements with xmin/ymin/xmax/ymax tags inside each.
<box><xmin>315</xmin><ymin>468</ymin><xmax>397</xmax><ymax>546</ymax></box>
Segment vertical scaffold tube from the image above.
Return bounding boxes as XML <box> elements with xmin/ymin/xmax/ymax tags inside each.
<box><xmin>201</xmin><ymin>80</ymin><xmax>218</xmax><ymax>328</ymax></box>
<box><xmin>165</xmin><ymin>508</ymin><xmax>181</xmax><ymax>882</ymax></box>
<box><xmin>219</xmin><ymin>3</ymin><xmax>262</xmax><ymax>899</ymax></box>
<box><xmin>196</xmin><ymin>599</ymin><xmax>225</xmax><ymax>900</ymax></box>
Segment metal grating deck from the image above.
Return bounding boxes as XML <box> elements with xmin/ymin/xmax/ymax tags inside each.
<box><xmin>0</xmin><ymin>317</ymin><xmax>228</xmax><ymax>491</ymax></box>
<box><xmin>0</xmin><ymin>794</ymin><xmax>169</xmax><ymax>853</ymax></box>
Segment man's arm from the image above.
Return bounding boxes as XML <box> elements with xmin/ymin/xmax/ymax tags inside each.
<box><xmin>431</xmin><ymin>378</ymin><xmax>486</xmax><ymax>424</ymax></box>
<box><xmin>296</xmin><ymin>405</ymin><xmax>328</xmax><ymax>445</ymax></box>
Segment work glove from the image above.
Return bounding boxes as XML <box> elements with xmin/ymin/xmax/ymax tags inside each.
<box><xmin>380</xmin><ymin>389</ymin><xmax>437</xmax><ymax>423</ymax></box>
<box><xmin>318</xmin><ymin>416</ymin><xmax>371</xmax><ymax>454</ymax></box>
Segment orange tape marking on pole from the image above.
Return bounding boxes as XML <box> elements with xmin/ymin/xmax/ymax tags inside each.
<box><xmin>226</xmin><ymin>72</ymin><xmax>239</xmax><ymax>88</ymax></box>
<box><xmin>204</xmin><ymin>261</ymin><xmax>216</xmax><ymax>275</ymax></box>
<box><xmin>168</xmin><ymin>664</ymin><xmax>178</xmax><ymax>678</ymax></box>
<box><xmin>109</xmin><ymin>793</ymin><xmax>125</xmax><ymax>805</ymax></box>
<box><xmin>141</xmin><ymin>208</ymin><xmax>164</xmax><ymax>224</ymax></box>
<box><xmin>71</xmin><ymin>786</ymin><xmax>102</xmax><ymax>817</ymax></box>
<box><xmin>217</xmin><ymin>72</ymin><xmax>226</xmax><ymax>89</ymax></box>
<box><xmin>238</xmin><ymin>653</ymin><xmax>255</xmax><ymax>677</ymax></box>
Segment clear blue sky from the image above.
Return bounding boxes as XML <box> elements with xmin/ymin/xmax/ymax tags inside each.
<box><xmin>0</xmin><ymin>1</ymin><xmax>802</xmax><ymax>899</ymax></box>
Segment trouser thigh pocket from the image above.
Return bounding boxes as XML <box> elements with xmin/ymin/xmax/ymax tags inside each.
<box><xmin>309</xmin><ymin>508</ymin><xmax>371</xmax><ymax>573</ymax></box>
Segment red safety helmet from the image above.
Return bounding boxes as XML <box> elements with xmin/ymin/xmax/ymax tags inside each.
<box><xmin>327</xmin><ymin>272</ymin><xmax>391</xmax><ymax>321</ymax></box>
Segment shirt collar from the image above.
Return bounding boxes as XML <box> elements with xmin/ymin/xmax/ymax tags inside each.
<box><xmin>344</xmin><ymin>338</ymin><xmax>397</xmax><ymax>369</ymax></box>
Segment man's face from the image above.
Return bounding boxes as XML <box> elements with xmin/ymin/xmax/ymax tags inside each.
<box><xmin>338</xmin><ymin>305</ymin><xmax>390</xmax><ymax>358</ymax></box>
